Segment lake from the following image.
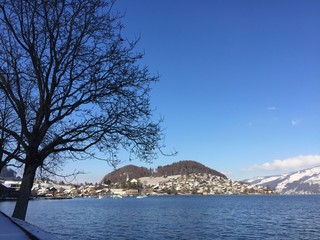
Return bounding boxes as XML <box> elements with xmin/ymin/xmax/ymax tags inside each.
<box><xmin>1</xmin><ymin>195</ymin><xmax>320</xmax><ymax>239</ymax></box>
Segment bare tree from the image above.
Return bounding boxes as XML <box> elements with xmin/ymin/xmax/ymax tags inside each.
<box><xmin>0</xmin><ymin>0</ymin><xmax>166</xmax><ymax>220</ymax></box>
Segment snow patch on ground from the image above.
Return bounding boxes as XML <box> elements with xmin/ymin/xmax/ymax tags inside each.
<box><xmin>139</xmin><ymin>175</ymin><xmax>181</xmax><ymax>186</ymax></box>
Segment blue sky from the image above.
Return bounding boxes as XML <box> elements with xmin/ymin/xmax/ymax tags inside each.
<box><xmin>65</xmin><ymin>0</ymin><xmax>320</xmax><ymax>183</ymax></box>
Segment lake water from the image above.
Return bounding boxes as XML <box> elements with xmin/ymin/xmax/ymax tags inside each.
<box><xmin>1</xmin><ymin>195</ymin><xmax>320</xmax><ymax>239</ymax></box>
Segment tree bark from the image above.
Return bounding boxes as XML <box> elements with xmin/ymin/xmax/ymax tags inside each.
<box><xmin>12</xmin><ymin>163</ymin><xmax>38</xmax><ymax>220</ymax></box>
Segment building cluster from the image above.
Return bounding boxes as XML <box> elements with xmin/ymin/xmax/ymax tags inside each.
<box><xmin>0</xmin><ymin>180</ymin><xmax>21</xmax><ymax>199</ymax></box>
<box><xmin>1</xmin><ymin>173</ymin><xmax>274</xmax><ymax>200</ymax></box>
<box><xmin>31</xmin><ymin>180</ymin><xmax>141</xmax><ymax>198</ymax></box>
<box><xmin>143</xmin><ymin>173</ymin><xmax>274</xmax><ymax>195</ymax></box>
<box><xmin>0</xmin><ymin>179</ymin><xmax>140</xmax><ymax>199</ymax></box>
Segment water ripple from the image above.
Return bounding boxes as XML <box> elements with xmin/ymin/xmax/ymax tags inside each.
<box><xmin>1</xmin><ymin>195</ymin><xmax>320</xmax><ymax>239</ymax></box>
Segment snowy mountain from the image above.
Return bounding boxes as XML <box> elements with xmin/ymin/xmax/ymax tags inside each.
<box><xmin>244</xmin><ymin>166</ymin><xmax>320</xmax><ymax>194</ymax></box>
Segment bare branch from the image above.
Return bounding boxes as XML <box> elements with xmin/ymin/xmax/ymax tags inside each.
<box><xmin>0</xmin><ymin>0</ymin><xmax>174</xmax><ymax>220</ymax></box>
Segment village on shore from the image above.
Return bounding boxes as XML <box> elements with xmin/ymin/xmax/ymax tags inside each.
<box><xmin>0</xmin><ymin>172</ymin><xmax>274</xmax><ymax>200</ymax></box>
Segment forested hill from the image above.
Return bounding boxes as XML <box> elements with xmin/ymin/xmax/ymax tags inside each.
<box><xmin>155</xmin><ymin>160</ymin><xmax>227</xmax><ymax>178</ymax></box>
<box><xmin>101</xmin><ymin>165</ymin><xmax>152</xmax><ymax>183</ymax></box>
<box><xmin>101</xmin><ymin>160</ymin><xmax>227</xmax><ymax>183</ymax></box>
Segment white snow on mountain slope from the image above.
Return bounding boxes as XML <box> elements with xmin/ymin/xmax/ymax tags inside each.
<box><xmin>244</xmin><ymin>166</ymin><xmax>320</xmax><ymax>194</ymax></box>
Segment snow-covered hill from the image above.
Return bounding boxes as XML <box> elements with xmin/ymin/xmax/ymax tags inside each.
<box><xmin>244</xmin><ymin>166</ymin><xmax>320</xmax><ymax>194</ymax></box>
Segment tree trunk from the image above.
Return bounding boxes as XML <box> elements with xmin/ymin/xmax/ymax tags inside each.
<box><xmin>0</xmin><ymin>162</ymin><xmax>4</xmax><ymax>174</ymax></box>
<box><xmin>12</xmin><ymin>163</ymin><xmax>38</xmax><ymax>220</ymax></box>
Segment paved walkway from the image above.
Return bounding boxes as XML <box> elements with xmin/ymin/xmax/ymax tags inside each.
<box><xmin>0</xmin><ymin>211</ymin><xmax>59</xmax><ymax>240</ymax></box>
<box><xmin>0</xmin><ymin>212</ymin><xmax>30</xmax><ymax>240</ymax></box>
